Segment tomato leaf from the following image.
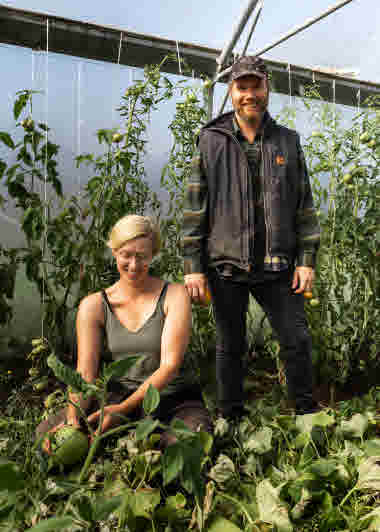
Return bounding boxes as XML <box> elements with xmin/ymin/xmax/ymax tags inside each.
<box><xmin>143</xmin><ymin>384</ymin><xmax>160</xmax><ymax>415</ymax></box>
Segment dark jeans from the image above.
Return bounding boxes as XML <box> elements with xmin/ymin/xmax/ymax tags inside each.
<box><xmin>208</xmin><ymin>267</ymin><xmax>314</xmax><ymax>415</ymax></box>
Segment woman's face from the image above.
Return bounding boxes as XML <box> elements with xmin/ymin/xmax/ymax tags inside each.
<box><xmin>113</xmin><ymin>236</ymin><xmax>153</xmax><ymax>282</ymax></box>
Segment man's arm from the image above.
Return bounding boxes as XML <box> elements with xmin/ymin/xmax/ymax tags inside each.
<box><xmin>182</xmin><ymin>140</ymin><xmax>210</xmax><ymax>302</ymax></box>
<box><xmin>294</xmin><ymin>134</ymin><xmax>321</xmax><ymax>269</ymax></box>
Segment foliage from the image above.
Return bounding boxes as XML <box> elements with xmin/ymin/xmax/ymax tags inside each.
<box><xmin>275</xmin><ymin>89</ymin><xmax>380</xmax><ymax>389</ymax></box>
<box><xmin>3</xmin><ymin>377</ymin><xmax>380</xmax><ymax>530</ymax></box>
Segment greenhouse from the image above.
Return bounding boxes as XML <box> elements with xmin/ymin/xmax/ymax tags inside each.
<box><xmin>0</xmin><ymin>1</ymin><xmax>379</xmax><ymax>530</ymax></box>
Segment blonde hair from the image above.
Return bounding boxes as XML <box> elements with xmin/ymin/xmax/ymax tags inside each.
<box><xmin>107</xmin><ymin>215</ymin><xmax>161</xmax><ymax>256</ymax></box>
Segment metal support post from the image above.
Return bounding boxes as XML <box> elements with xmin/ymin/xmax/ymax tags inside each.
<box><xmin>217</xmin><ymin>1</ymin><xmax>264</xmax><ymax>116</ymax></box>
<box><xmin>216</xmin><ymin>0</ymin><xmax>260</xmax><ymax>73</ymax></box>
<box><xmin>252</xmin><ymin>0</ymin><xmax>354</xmax><ymax>58</ymax></box>
<box><xmin>215</xmin><ymin>0</ymin><xmax>355</xmax><ymax>83</ymax></box>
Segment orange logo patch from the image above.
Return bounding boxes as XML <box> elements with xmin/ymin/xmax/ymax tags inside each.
<box><xmin>276</xmin><ymin>155</ymin><xmax>285</xmax><ymax>165</ymax></box>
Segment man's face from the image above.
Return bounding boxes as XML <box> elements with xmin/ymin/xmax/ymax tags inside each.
<box><xmin>230</xmin><ymin>75</ymin><xmax>269</xmax><ymax>124</ymax></box>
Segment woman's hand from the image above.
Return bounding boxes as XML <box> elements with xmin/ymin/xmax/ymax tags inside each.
<box><xmin>87</xmin><ymin>404</ymin><xmax>124</xmax><ymax>438</ymax></box>
<box><xmin>42</xmin><ymin>418</ymin><xmax>80</xmax><ymax>454</ymax></box>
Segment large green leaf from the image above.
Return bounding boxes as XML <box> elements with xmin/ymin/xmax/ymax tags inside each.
<box><xmin>93</xmin><ymin>495</ymin><xmax>124</xmax><ymax>522</ymax></box>
<box><xmin>143</xmin><ymin>384</ymin><xmax>160</xmax><ymax>415</ymax></box>
<box><xmin>162</xmin><ymin>442</ymin><xmax>184</xmax><ymax>485</ymax></box>
<box><xmin>128</xmin><ymin>488</ymin><xmax>160</xmax><ymax>518</ymax></box>
<box><xmin>364</xmin><ymin>439</ymin><xmax>380</xmax><ymax>457</ymax></box>
<box><xmin>0</xmin><ymin>460</ymin><xmax>24</xmax><ymax>492</ymax></box>
<box><xmin>296</xmin><ymin>411</ymin><xmax>335</xmax><ymax>434</ymax></box>
<box><xmin>47</xmin><ymin>353</ymin><xmax>94</xmax><ymax>395</ymax></box>
<box><xmin>256</xmin><ymin>479</ymin><xmax>293</xmax><ymax>532</ymax></box>
<box><xmin>13</xmin><ymin>91</ymin><xmax>30</xmax><ymax>120</ymax></box>
<box><xmin>339</xmin><ymin>413</ymin><xmax>369</xmax><ymax>439</ymax></box>
<box><xmin>207</xmin><ymin>516</ymin><xmax>243</xmax><ymax>532</ymax></box>
<box><xmin>0</xmin><ymin>132</ymin><xmax>15</xmax><ymax>149</ymax></box>
<box><xmin>357</xmin><ymin>456</ymin><xmax>380</xmax><ymax>492</ymax></box>
<box><xmin>135</xmin><ymin>416</ymin><xmax>159</xmax><ymax>442</ymax></box>
<box><xmin>26</xmin><ymin>517</ymin><xmax>74</xmax><ymax>532</ymax></box>
<box><xmin>105</xmin><ymin>355</ymin><xmax>141</xmax><ymax>380</ymax></box>
<box><xmin>359</xmin><ymin>506</ymin><xmax>380</xmax><ymax>531</ymax></box>
<box><xmin>208</xmin><ymin>454</ymin><xmax>235</xmax><ymax>484</ymax></box>
<box><xmin>244</xmin><ymin>427</ymin><xmax>273</xmax><ymax>454</ymax></box>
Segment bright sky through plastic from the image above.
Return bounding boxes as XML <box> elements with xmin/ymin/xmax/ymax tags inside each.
<box><xmin>1</xmin><ymin>0</ymin><xmax>378</xmax><ymax>82</ymax></box>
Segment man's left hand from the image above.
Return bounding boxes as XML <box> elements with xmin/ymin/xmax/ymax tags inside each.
<box><xmin>292</xmin><ymin>266</ymin><xmax>315</xmax><ymax>294</ymax></box>
<box><xmin>87</xmin><ymin>404</ymin><xmax>124</xmax><ymax>437</ymax></box>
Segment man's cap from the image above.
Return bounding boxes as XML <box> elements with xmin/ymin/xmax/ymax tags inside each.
<box><xmin>229</xmin><ymin>56</ymin><xmax>268</xmax><ymax>83</ymax></box>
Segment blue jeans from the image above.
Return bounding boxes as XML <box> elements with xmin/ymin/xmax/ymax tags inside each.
<box><xmin>208</xmin><ymin>267</ymin><xmax>315</xmax><ymax>415</ymax></box>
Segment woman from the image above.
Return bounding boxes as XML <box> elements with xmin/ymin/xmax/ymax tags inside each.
<box><xmin>37</xmin><ymin>214</ymin><xmax>211</xmax><ymax>448</ymax></box>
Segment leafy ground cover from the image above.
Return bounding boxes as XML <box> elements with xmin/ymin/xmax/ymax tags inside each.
<box><xmin>2</xmin><ymin>354</ymin><xmax>380</xmax><ymax>532</ymax></box>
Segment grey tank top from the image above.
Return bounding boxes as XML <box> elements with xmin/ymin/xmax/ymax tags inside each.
<box><xmin>101</xmin><ymin>282</ymin><xmax>195</xmax><ymax>396</ymax></box>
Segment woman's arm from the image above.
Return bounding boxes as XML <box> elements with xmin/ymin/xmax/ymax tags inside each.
<box><xmin>87</xmin><ymin>283</ymin><xmax>192</xmax><ymax>432</ymax></box>
<box><xmin>66</xmin><ymin>293</ymin><xmax>103</xmax><ymax>424</ymax></box>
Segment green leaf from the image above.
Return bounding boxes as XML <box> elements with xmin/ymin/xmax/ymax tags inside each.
<box><xmin>356</xmin><ymin>456</ymin><xmax>380</xmax><ymax>492</ymax></box>
<box><xmin>364</xmin><ymin>439</ymin><xmax>380</xmax><ymax>457</ymax></box>
<box><xmin>359</xmin><ymin>506</ymin><xmax>380</xmax><ymax>531</ymax></box>
<box><xmin>93</xmin><ymin>495</ymin><xmax>124</xmax><ymax>521</ymax></box>
<box><xmin>13</xmin><ymin>92</ymin><xmax>30</xmax><ymax>120</ymax></box>
<box><xmin>162</xmin><ymin>442</ymin><xmax>184</xmax><ymax>485</ymax></box>
<box><xmin>339</xmin><ymin>413</ymin><xmax>369</xmax><ymax>439</ymax></box>
<box><xmin>105</xmin><ymin>355</ymin><xmax>141</xmax><ymax>380</ymax></box>
<box><xmin>244</xmin><ymin>426</ymin><xmax>273</xmax><ymax>454</ymax></box>
<box><xmin>296</xmin><ymin>411</ymin><xmax>335</xmax><ymax>434</ymax></box>
<box><xmin>0</xmin><ymin>132</ymin><xmax>15</xmax><ymax>149</ymax></box>
<box><xmin>0</xmin><ymin>460</ymin><xmax>24</xmax><ymax>492</ymax></box>
<box><xmin>135</xmin><ymin>416</ymin><xmax>159</xmax><ymax>442</ymax></box>
<box><xmin>25</xmin><ymin>517</ymin><xmax>74</xmax><ymax>532</ymax></box>
<box><xmin>169</xmin><ymin>417</ymin><xmax>195</xmax><ymax>438</ymax></box>
<box><xmin>307</xmin><ymin>458</ymin><xmax>338</xmax><ymax>478</ymax></box>
<box><xmin>256</xmin><ymin>479</ymin><xmax>293</xmax><ymax>532</ymax></box>
<box><xmin>47</xmin><ymin>354</ymin><xmax>92</xmax><ymax>394</ymax></box>
<box><xmin>128</xmin><ymin>488</ymin><xmax>160</xmax><ymax>518</ymax></box>
<box><xmin>207</xmin><ymin>516</ymin><xmax>243</xmax><ymax>532</ymax></box>
<box><xmin>208</xmin><ymin>454</ymin><xmax>235</xmax><ymax>484</ymax></box>
<box><xmin>143</xmin><ymin>384</ymin><xmax>160</xmax><ymax>415</ymax></box>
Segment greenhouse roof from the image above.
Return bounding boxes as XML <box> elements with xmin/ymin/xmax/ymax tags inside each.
<box><xmin>1</xmin><ymin>3</ymin><xmax>380</xmax><ymax>108</ymax></box>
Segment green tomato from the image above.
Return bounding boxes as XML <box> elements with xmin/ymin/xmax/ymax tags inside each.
<box><xmin>112</xmin><ymin>133</ymin><xmax>123</xmax><ymax>143</ymax></box>
<box><xmin>50</xmin><ymin>426</ymin><xmax>89</xmax><ymax>466</ymax></box>
<box><xmin>347</xmin><ymin>184</ymin><xmax>355</xmax><ymax>190</ymax></box>
<box><xmin>359</xmin><ymin>132</ymin><xmax>371</xmax><ymax>143</ymax></box>
<box><xmin>203</xmin><ymin>80</ymin><xmax>213</xmax><ymax>89</ymax></box>
<box><xmin>368</xmin><ymin>139</ymin><xmax>377</xmax><ymax>148</ymax></box>
<box><xmin>29</xmin><ymin>367</ymin><xmax>39</xmax><ymax>378</ymax></box>
<box><xmin>311</xmin><ymin>131</ymin><xmax>323</xmax><ymax>138</ymax></box>
<box><xmin>310</xmin><ymin>298</ymin><xmax>320</xmax><ymax>307</ymax></box>
<box><xmin>33</xmin><ymin>380</ymin><xmax>48</xmax><ymax>392</ymax></box>
<box><xmin>342</xmin><ymin>173</ymin><xmax>352</xmax><ymax>184</ymax></box>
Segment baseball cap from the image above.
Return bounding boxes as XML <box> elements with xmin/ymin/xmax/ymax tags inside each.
<box><xmin>229</xmin><ymin>56</ymin><xmax>268</xmax><ymax>82</ymax></box>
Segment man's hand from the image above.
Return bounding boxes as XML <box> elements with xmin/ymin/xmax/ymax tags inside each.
<box><xmin>87</xmin><ymin>404</ymin><xmax>123</xmax><ymax>438</ymax></box>
<box><xmin>184</xmin><ymin>273</ymin><xmax>209</xmax><ymax>304</ymax></box>
<box><xmin>292</xmin><ymin>266</ymin><xmax>315</xmax><ymax>294</ymax></box>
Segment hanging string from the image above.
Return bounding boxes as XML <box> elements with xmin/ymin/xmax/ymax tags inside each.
<box><xmin>76</xmin><ymin>61</ymin><xmax>82</xmax><ymax>190</ymax></box>
<box><xmin>113</xmin><ymin>32</ymin><xmax>124</xmax><ymax>125</ymax></box>
<box><xmin>176</xmin><ymin>40</ymin><xmax>182</xmax><ymax>75</ymax></box>
<box><xmin>332</xmin><ymin>79</ymin><xmax>336</xmax><ymax>130</ymax></box>
<box><xmin>287</xmin><ymin>63</ymin><xmax>292</xmax><ymax>105</ymax></box>
<box><xmin>42</xmin><ymin>18</ymin><xmax>49</xmax><ymax>340</ymax></box>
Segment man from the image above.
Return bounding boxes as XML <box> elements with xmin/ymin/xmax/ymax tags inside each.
<box><xmin>182</xmin><ymin>56</ymin><xmax>320</xmax><ymax>418</ymax></box>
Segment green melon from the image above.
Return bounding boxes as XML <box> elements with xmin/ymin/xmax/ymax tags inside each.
<box><xmin>51</xmin><ymin>426</ymin><xmax>89</xmax><ymax>466</ymax></box>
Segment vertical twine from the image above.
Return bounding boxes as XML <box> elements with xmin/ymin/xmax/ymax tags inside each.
<box><xmin>287</xmin><ymin>63</ymin><xmax>292</xmax><ymax>105</ymax></box>
<box><xmin>42</xmin><ymin>18</ymin><xmax>49</xmax><ymax>339</ymax></box>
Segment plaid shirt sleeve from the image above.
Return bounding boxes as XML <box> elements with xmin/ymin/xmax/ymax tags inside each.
<box><xmin>181</xmin><ymin>144</ymin><xmax>209</xmax><ymax>275</ymax></box>
<box><xmin>295</xmin><ymin>134</ymin><xmax>321</xmax><ymax>268</ymax></box>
